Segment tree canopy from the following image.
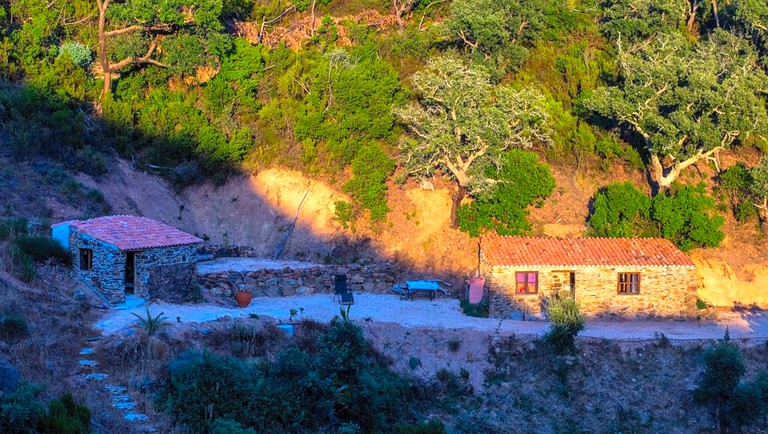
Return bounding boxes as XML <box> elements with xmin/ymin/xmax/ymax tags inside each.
<box><xmin>395</xmin><ymin>56</ymin><xmax>551</xmax><ymax>226</ymax></box>
<box><xmin>579</xmin><ymin>30</ymin><xmax>768</xmax><ymax>191</ymax></box>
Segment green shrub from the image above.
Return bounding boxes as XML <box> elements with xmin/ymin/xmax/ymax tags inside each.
<box><xmin>0</xmin><ymin>218</ymin><xmax>29</xmax><ymax>240</ymax></box>
<box><xmin>651</xmin><ymin>183</ymin><xmax>725</xmax><ymax>251</ymax></box>
<box><xmin>0</xmin><ymin>315</ymin><xmax>29</xmax><ymax>343</ymax></box>
<box><xmin>691</xmin><ymin>338</ymin><xmax>768</xmax><ymax>430</ymax></box>
<box><xmin>588</xmin><ymin>182</ymin><xmax>725</xmax><ymax>251</ymax></box>
<box><xmin>8</xmin><ymin>245</ymin><xmax>35</xmax><ymax>282</ymax></box>
<box><xmin>14</xmin><ymin>237</ymin><xmax>71</xmax><ymax>265</ymax></box>
<box><xmin>342</xmin><ymin>142</ymin><xmax>395</xmax><ymax>221</ymax></box>
<box><xmin>587</xmin><ymin>182</ymin><xmax>653</xmax><ymax>237</ymax></box>
<box><xmin>39</xmin><ymin>393</ymin><xmax>91</xmax><ymax>434</ymax></box>
<box><xmin>460</xmin><ymin>299</ymin><xmax>489</xmax><ymax>318</ymax></box>
<box><xmin>544</xmin><ymin>293</ymin><xmax>585</xmax><ymax>354</ymax></box>
<box><xmin>334</xmin><ymin>201</ymin><xmax>355</xmax><ymax>229</ymax></box>
<box><xmin>458</xmin><ymin>150</ymin><xmax>556</xmax><ymax>237</ymax></box>
<box><xmin>210</xmin><ymin>418</ymin><xmax>257</xmax><ymax>434</ymax></box>
<box><xmin>0</xmin><ymin>383</ymin><xmax>44</xmax><ymax>433</ymax></box>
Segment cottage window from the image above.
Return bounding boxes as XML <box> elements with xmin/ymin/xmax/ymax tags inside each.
<box><xmin>618</xmin><ymin>273</ymin><xmax>640</xmax><ymax>294</ymax></box>
<box><xmin>515</xmin><ymin>272</ymin><xmax>538</xmax><ymax>294</ymax></box>
<box><xmin>79</xmin><ymin>248</ymin><xmax>93</xmax><ymax>271</ymax></box>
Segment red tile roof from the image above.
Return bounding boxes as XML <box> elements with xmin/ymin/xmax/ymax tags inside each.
<box><xmin>481</xmin><ymin>236</ymin><xmax>695</xmax><ymax>268</ymax></box>
<box><xmin>66</xmin><ymin>216</ymin><xmax>202</xmax><ymax>250</ymax></box>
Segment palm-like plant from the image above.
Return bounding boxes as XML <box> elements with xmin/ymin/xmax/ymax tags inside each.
<box><xmin>130</xmin><ymin>308</ymin><xmax>168</xmax><ymax>337</ymax></box>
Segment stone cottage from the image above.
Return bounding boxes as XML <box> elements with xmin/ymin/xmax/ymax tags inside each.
<box><xmin>52</xmin><ymin>216</ymin><xmax>203</xmax><ymax>305</ymax></box>
<box><xmin>480</xmin><ymin>236</ymin><xmax>699</xmax><ymax>319</ymax></box>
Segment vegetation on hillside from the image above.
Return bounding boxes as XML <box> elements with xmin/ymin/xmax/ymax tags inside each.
<box><xmin>1</xmin><ymin>0</ymin><xmax>766</xmax><ymax>235</ymax></box>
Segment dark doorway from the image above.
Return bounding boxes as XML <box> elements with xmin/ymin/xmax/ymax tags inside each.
<box><xmin>569</xmin><ymin>272</ymin><xmax>576</xmax><ymax>298</ymax></box>
<box><xmin>125</xmin><ymin>252</ymin><xmax>136</xmax><ymax>295</ymax></box>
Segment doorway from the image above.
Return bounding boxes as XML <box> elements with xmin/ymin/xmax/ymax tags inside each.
<box><xmin>125</xmin><ymin>252</ymin><xmax>136</xmax><ymax>295</ymax></box>
<box><xmin>568</xmin><ymin>272</ymin><xmax>576</xmax><ymax>298</ymax></box>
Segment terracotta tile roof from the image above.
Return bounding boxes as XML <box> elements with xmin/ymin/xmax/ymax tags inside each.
<box><xmin>66</xmin><ymin>215</ymin><xmax>203</xmax><ymax>250</ymax></box>
<box><xmin>481</xmin><ymin>236</ymin><xmax>695</xmax><ymax>268</ymax></box>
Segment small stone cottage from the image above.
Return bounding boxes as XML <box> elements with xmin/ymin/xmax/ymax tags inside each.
<box><xmin>480</xmin><ymin>236</ymin><xmax>699</xmax><ymax>319</ymax></box>
<box><xmin>52</xmin><ymin>216</ymin><xmax>203</xmax><ymax>304</ymax></box>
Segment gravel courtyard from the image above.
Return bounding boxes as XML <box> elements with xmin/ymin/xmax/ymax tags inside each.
<box><xmin>96</xmin><ymin>293</ymin><xmax>768</xmax><ymax>342</ymax></box>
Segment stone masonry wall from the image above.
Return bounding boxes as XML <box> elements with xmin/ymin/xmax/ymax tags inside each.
<box><xmin>483</xmin><ymin>258</ymin><xmax>699</xmax><ymax>319</ymax></box>
<box><xmin>198</xmin><ymin>262</ymin><xmax>430</xmax><ymax>298</ymax></box>
<box><xmin>136</xmin><ymin>244</ymin><xmax>199</xmax><ymax>299</ymax></box>
<box><xmin>70</xmin><ymin>228</ymin><xmax>200</xmax><ymax>304</ymax></box>
<box><xmin>70</xmin><ymin>229</ymin><xmax>125</xmax><ymax>304</ymax></box>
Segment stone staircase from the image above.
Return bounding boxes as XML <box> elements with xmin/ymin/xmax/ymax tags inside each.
<box><xmin>78</xmin><ymin>336</ymin><xmax>154</xmax><ymax>429</ymax></box>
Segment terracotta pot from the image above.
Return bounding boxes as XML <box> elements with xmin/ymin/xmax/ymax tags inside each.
<box><xmin>235</xmin><ymin>291</ymin><xmax>253</xmax><ymax>308</ymax></box>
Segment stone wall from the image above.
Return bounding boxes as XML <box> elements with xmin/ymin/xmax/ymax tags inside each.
<box><xmin>482</xmin><ymin>257</ymin><xmax>699</xmax><ymax>319</ymax></box>
<box><xmin>69</xmin><ymin>230</ymin><xmax>125</xmax><ymax>304</ymax></box>
<box><xmin>139</xmin><ymin>244</ymin><xmax>199</xmax><ymax>301</ymax></box>
<box><xmin>198</xmin><ymin>262</ymin><xmax>428</xmax><ymax>298</ymax></box>
<box><xmin>70</xmin><ymin>228</ymin><xmax>200</xmax><ymax>304</ymax></box>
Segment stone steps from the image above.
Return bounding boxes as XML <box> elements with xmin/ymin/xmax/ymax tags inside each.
<box><xmin>78</xmin><ymin>337</ymin><xmax>153</xmax><ymax>428</ymax></box>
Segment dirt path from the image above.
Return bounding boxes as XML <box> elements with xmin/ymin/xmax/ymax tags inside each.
<box><xmin>95</xmin><ymin>294</ymin><xmax>768</xmax><ymax>342</ymax></box>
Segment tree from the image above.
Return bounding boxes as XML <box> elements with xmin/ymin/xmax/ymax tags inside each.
<box><xmin>750</xmin><ymin>157</ymin><xmax>768</xmax><ymax>223</ymax></box>
<box><xmin>579</xmin><ymin>31</ymin><xmax>768</xmax><ymax>191</ymax></box>
<box><xmin>457</xmin><ymin>149</ymin><xmax>555</xmax><ymax>236</ymax></box>
<box><xmin>599</xmin><ymin>0</ymin><xmax>692</xmax><ymax>40</ymax></box>
<box><xmin>96</xmin><ymin>0</ymin><xmax>224</xmax><ymax>96</ymax></box>
<box><xmin>394</xmin><ymin>56</ymin><xmax>551</xmax><ymax>227</ymax></box>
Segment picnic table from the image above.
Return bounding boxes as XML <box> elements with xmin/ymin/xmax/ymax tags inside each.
<box><xmin>391</xmin><ymin>280</ymin><xmax>448</xmax><ymax>301</ymax></box>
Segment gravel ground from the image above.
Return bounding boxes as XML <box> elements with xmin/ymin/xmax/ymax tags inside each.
<box><xmin>196</xmin><ymin>258</ymin><xmax>322</xmax><ymax>274</ymax></box>
<box><xmin>95</xmin><ymin>294</ymin><xmax>768</xmax><ymax>342</ymax></box>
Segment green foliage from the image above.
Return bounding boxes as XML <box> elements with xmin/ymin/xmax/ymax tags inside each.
<box><xmin>161</xmin><ymin>321</ymin><xmax>430</xmax><ymax>433</ymax></box>
<box><xmin>693</xmin><ymin>338</ymin><xmax>768</xmax><ymax>430</ymax></box>
<box><xmin>131</xmin><ymin>308</ymin><xmax>169</xmax><ymax>337</ymax></box>
<box><xmin>342</xmin><ymin>142</ymin><xmax>395</xmax><ymax>221</ymax></box>
<box><xmin>588</xmin><ymin>182</ymin><xmax>724</xmax><ymax>251</ymax></box>
<box><xmin>544</xmin><ymin>293</ymin><xmax>585</xmax><ymax>354</ymax></box>
<box><xmin>448</xmin><ymin>0</ymin><xmax>580</xmax><ymax>74</ymax></box>
<box><xmin>14</xmin><ymin>236</ymin><xmax>71</xmax><ymax>265</ymax></box>
<box><xmin>579</xmin><ymin>30</ymin><xmax>768</xmax><ymax>187</ymax></box>
<box><xmin>599</xmin><ymin>0</ymin><xmax>690</xmax><ymax>42</ymax></box>
<box><xmin>651</xmin><ymin>183</ymin><xmax>725</xmax><ymax>251</ymax></box>
<box><xmin>0</xmin><ymin>383</ymin><xmax>44</xmax><ymax>434</ymax></box>
<box><xmin>395</xmin><ymin>56</ymin><xmax>551</xmax><ymax>200</ymax></box>
<box><xmin>0</xmin><ymin>218</ymin><xmax>29</xmax><ymax>240</ymax></box>
<box><xmin>588</xmin><ymin>182</ymin><xmax>653</xmax><ymax>237</ymax></box>
<box><xmin>210</xmin><ymin>418</ymin><xmax>257</xmax><ymax>434</ymax></box>
<box><xmin>458</xmin><ymin>149</ymin><xmax>556</xmax><ymax>236</ymax></box>
<box><xmin>0</xmin><ymin>315</ymin><xmax>29</xmax><ymax>344</ymax></box>
<box><xmin>460</xmin><ymin>300</ymin><xmax>489</xmax><ymax>318</ymax></box>
<box><xmin>57</xmin><ymin>42</ymin><xmax>92</xmax><ymax>68</ymax></box>
<box><xmin>333</xmin><ymin>201</ymin><xmax>355</xmax><ymax>229</ymax></box>
<box><xmin>39</xmin><ymin>393</ymin><xmax>91</xmax><ymax>434</ymax></box>
<box><xmin>717</xmin><ymin>163</ymin><xmax>756</xmax><ymax>222</ymax></box>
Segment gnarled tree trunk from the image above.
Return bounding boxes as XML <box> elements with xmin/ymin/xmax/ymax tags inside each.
<box><xmin>450</xmin><ymin>184</ymin><xmax>467</xmax><ymax>229</ymax></box>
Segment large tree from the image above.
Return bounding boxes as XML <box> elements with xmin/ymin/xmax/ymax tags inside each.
<box><xmin>580</xmin><ymin>31</ymin><xmax>768</xmax><ymax>191</ymax></box>
<box><xmin>96</xmin><ymin>0</ymin><xmax>223</xmax><ymax>96</ymax></box>
<box><xmin>394</xmin><ymin>56</ymin><xmax>551</xmax><ymax>227</ymax></box>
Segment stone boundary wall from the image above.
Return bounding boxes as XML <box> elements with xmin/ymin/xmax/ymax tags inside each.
<box><xmin>198</xmin><ymin>262</ymin><xmax>444</xmax><ymax>298</ymax></box>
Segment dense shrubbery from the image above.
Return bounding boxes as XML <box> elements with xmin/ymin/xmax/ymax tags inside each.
<box><xmin>458</xmin><ymin>149</ymin><xmax>556</xmax><ymax>236</ymax></box>
<box><xmin>160</xmin><ymin>320</ymin><xmax>440</xmax><ymax>433</ymax></box>
<box><xmin>588</xmin><ymin>182</ymin><xmax>725</xmax><ymax>251</ymax></box>
<box><xmin>0</xmin><ymin>385</ymin><xmax>90</xmax><ymax>434</ymax></box>
<box><xmin>695</xmin><ymin>336</ymin><xmax>768</xmax><ymax>431</ymax></box>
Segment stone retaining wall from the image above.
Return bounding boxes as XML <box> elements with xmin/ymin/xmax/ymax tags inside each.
<box><xmin>198</xmin><ymin>262</ymin><xmax>441</xmax><ymax>298</ymax></box>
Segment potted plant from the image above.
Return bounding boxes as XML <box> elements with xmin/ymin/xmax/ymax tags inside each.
<box><xmin>235</xmin><ymin>290</ymin><xmax>253</xmax><ymax>308</ymax></box>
